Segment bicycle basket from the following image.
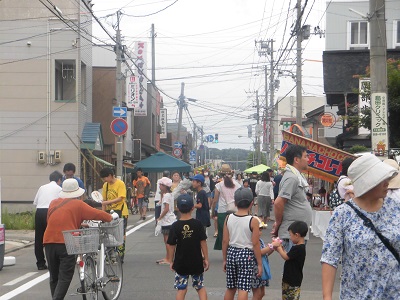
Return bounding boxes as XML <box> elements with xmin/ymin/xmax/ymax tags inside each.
<box><xmin>62</xmin><ymin>228</ymin><xmax>100</xmax><ymax>255</ymax></box>
<box><xmin>100</xmin><ymin>218</ymin><xmax>124</xmax><ymax>247</ymax></box>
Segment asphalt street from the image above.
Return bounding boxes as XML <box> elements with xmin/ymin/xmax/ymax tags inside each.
<box><xmin>0</xmin><ymin>214</ymin><xmax>341</xmax><ymax>300</ymax></box>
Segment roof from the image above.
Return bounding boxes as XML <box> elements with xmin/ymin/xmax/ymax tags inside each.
<box><xmin>81</xmin><ymin>123</ymin><xmax>103</xmax><ymax>151</ymax></box>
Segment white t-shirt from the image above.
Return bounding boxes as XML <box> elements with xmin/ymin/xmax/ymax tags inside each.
<box><xmin>33</xmin><ymin>181</ymin><xmax>62</xmax><ymax>209</ymax></box>
<box><xmin>159</xmin><ymin>193</ymin><xmax>175</xmax><ymax>226</ymax></box>
<box><xmin>255</xmin><ymin>180</ymin><xmax>274</xmax><ymax>199</ymax></box>
<box><xmin>216</xmin><ymin>180</ymin><xmax>241</xmax><ymax>213</ymax></box>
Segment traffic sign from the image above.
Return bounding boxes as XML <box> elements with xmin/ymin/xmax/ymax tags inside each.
<box><xmin>174</xmin><ymin>141</ymin><xmax>183</xmax><ymax>148</ymax></box>
<box><xmin>113</xmin><ymin>107</ymin><xmax>127</xmax><ymax>118</ymax></box>
<box><xmin>189</xmin><ymin>150</ymin><xmax>196</xmax><ymax>157</ymax></box>
<box><xmin>207</xmin><ymin>135</ymin><xmax>214</xmax><ymax>143</ymax></box>
<box><xmin>110</xmin><ymin>118</ymin><xmax>128</xmax><ymax>136</ymax></box>
<box><xmin>173</xmin><ymin>147</ymin><xmax>182</xmax><ymax>158</ymax></box>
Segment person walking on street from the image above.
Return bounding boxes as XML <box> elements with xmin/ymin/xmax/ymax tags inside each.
<box><xmin>62</xmin><ymin>163</ymin><xmax>84</xmax><ymax>189</ymax></box>
<box><xmin>255</xmin><ymin>171</ymin><xmax>274</xmax><ymax>223</ymax></box>
<box><xmin>271</xmin><ymin>145</ymin><xmax>312</xmax><ymax>252</ymax></box>
<box><xmin>222</xmin><ymin>187</ymin><xmax>262</xmax><ymax>300</ymax></box>
<box><xmin>211</xmin><ymin>164</ymin><xmax>241</xmax><ymax>250</ymax></box>
<box><xmin>100</xmin><ymin>167</ymin><xmax>129</xmax><ymax>263</ymax></box>
<box><xmin>133</xmin><ymin>168</ymin><xmax>151</xmax><ymax>220</ymax></box>
<box><xmin>321</xmin><ymin>154</ymin><xmax>400</xmax><ymax>300</ymax></box>
<box><xmin>249</xmin><ymin>172</ymin><xmax>258</xmax><ymax>210</ymax></box>
<box><xmin>191</xmin><ymin>174</ymin><xmax>211</xmax><ymax>233</ymax></box>
<box><xmin>43</xmin><ymin>179</ymin><xmax>118</xmax><ymax>300</ymax></box>
<box><xmin>33</xmin><ymin>171</ymin><xmax>62</xmax><ymax>270</ymax></box>
<box><xmin>155</xmin><ymin>170</ymin><xmax>171</xmax><ymax>222</ymax></box>
<box><xmin>167</xmin><ymin>194</ymin><xmax>209</xmax><ymax>300</ymax></box>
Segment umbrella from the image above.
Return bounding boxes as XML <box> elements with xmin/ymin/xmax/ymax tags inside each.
<box><xmin>243</xmin><ymin>164</ymin><xmax>270</xmax><ymax>174</ymax></box>
<box><xmin>134</xmin><ymin>152</ymin><xmax>192</xmax><ymax>173</ymax></box>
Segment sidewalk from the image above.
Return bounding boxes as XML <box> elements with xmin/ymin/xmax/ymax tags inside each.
<box><xmin>4</xmin><ymin>230</ymin><xmax>35</xmax><ymax>254</ymax></box>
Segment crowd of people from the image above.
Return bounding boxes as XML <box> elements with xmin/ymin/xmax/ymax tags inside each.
<box><xmin>31</xmin><ymin>144</ymin><xmax>400</xmax><ymax>299</ymax></box>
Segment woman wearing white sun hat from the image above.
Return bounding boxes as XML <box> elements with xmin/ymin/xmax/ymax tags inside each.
<box><xmin>321</xmin><ymin>154</ymin><xmax>400</xmax><ymax>300</ymax></box>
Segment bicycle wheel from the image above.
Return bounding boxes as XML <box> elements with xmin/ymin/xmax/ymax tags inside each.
<box><xmin>102</xmin><ymin>248</ymin><xmax>123</xmax><ymax>300</ymax></box>
<box><xmin>81</xmin><ymin>255</ymin><xmax>98</xmax><ymax>300</ymax></box>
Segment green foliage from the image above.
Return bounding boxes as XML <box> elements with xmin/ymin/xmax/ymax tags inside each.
<box><xmin>207</xmin><ymin>148</ymin><xmax>251</xmax><ymax>171</ymax></box>
<box><xmin>348</xmin><ymin>145</ymin><xmax>369</xmax><ymax>154</ymax></box>
<box><xmin>1</xmin><ymin>209</ymin><xmax>35</xmax><ymax>230</ymax></box>
<box><xmin>246</xmin><ymin>151</ymin><xmax>267</xmax><ymax>168</ymax></box>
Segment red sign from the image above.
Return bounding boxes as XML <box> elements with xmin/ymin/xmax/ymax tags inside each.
<box><xmin>173</xmin><ymin>148</ymin><xmax>182</xmax><ymax>158</ymax></box>
<box><xmin>110</xmin><ymin>118</ymin><xmax>128</xmax><ymax>136</ymax></box>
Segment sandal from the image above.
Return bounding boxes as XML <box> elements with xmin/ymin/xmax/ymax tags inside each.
<box><xmin>158</xmin><ymin>261</ymin><xmax>170</xmax><ymax>265</ymax></box>
<box><xmin>213</xmin><ymin>233</ymin><xmax>218</xmax><ymax>237</ymax></box>
<box><xmin>156</xmin><ymin>259</ymin><xmax>164</xmax><ymax>263</ymax></box>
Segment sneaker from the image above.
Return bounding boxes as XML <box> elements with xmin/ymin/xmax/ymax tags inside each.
<box><xmin>142</xmin><ymin>216</ymin><xmax>146</xmax><ymax>220</ymax></box>
<box><xmin>38</xmin><ymin>265</ymin><xmax>48</xmax><ymax>270</ymax></box>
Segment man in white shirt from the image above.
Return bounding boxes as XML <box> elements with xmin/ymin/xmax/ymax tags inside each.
<box><xmin>33</xmin><ymin>171</ymin><xmax>62</xmax><ymax>270</ymax></box>
<box><xmin>154</xmin><ymin>170</ymin><xmax>170</xmax><ymax>221</ymax></box>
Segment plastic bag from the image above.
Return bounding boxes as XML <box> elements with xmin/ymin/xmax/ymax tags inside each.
<box><xmin>155</xmin><ymin>223</ymin><xmax>162</xmax><ymax>236</ymax></box>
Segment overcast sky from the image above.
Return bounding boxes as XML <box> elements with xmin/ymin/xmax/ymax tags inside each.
<box><xmin>92</xmin><ymin>0</ymin><xmax>335</xmax><ymax>151</ymax></box>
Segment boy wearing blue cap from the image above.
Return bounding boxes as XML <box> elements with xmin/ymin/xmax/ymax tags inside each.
<box><xmin>191</xmin><ymin>174</ymin><xmax>211</xmax><ymax>233</ymax></box>
<box><xmin>167</xmin><ymin>194</ymin><xmax>209</xmax><ymax>300</ymax></box>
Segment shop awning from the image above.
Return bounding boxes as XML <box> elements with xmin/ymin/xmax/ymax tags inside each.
<box><xmin>134</xmin><ymin>152</ymin><xmax>191</xmax><ymax>173</ymax></box>
<box><xmin>93</xmin><ymin>155</ymin><xmax>113</xmax><ymax>167</ymax></box>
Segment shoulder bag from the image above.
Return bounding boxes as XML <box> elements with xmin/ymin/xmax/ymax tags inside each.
<box><xmin>346</xmin><ymin>201</ymin><xmax>400</xmax><ymax>264</ymax></box>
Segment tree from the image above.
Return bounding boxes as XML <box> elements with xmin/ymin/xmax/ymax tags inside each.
<box><xmin>350</xmin><ymin>59</ymin><xmax>400</xmax><ymax>147</ymax></box>
<box><xmin>246</xmin><ymin>151</ymin><xmax>267</xmax><ymax>168</ymax></box>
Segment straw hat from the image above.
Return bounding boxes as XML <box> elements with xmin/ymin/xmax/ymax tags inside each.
<box><xmin>383</xmin><ymin>159</ymin><xmax>400</xmax><ymax>189</ymax></box>
<box><xmin>220</xmin><ymin>164</ymin><xmax>232</xmax><ymax>174</ymax></box>
<box><xmin>348</xmin><ymin>154</ymin><xmax>398</xmax><ymax>197</ymax></box>
<box><xmin>59</xmin><ymin>178</ymin><xmax>85</xmax><ymax>199</ymax></box>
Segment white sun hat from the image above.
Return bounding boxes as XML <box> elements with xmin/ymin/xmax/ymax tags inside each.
<box><xmin>59</xmin><ymin>178</ymin><xmax>85</xmax><ymax>199</ymax></box>
<box><xmin>348</xmin><ymin>154</ymin><xmax>397</xmax><ymax>197</ymax></box>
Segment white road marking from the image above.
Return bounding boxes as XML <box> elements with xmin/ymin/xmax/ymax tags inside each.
<box><xmin>0</xmin><ymin>273</ymin><xmax>49</xmax><ymax>300</ymax></box>
<box><xmin>1</xmin><ymin>216</ymin><xmax>155</xmax><ymax>299</ymax></box>
<box><xmin>3</xmin><ymin>272</ymin><xmax>38</xmax><ymax>286</ymax></box>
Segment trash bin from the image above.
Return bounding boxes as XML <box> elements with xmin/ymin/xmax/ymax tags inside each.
<box><xmin>0</xmin><ymin>224</ymin><xmax>5</xmax><ymax>271</ymax></box>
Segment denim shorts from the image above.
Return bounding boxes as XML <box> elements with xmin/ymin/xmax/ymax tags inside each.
<box><xmin>138</xmin><ymin>197</ymin><xmax>148</xmax><ymax>208</ymax></box>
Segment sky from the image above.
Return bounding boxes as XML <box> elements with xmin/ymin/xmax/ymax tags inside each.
<box><xmin>91</xmin><ymin>0</ymin><xmax>333</xmax><ymax>151</ymax></box>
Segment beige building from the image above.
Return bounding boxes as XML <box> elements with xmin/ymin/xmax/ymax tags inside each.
<box><xmin>0</xmin><ymin>0</ymin><xmax>93</xmax><ymax>211</ymax></box>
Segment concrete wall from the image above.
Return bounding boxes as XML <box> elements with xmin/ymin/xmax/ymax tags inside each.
<box><xmin>326</xmin><ymin>0</ymin><xmax>399</xmax><ymax>51</ymax></box>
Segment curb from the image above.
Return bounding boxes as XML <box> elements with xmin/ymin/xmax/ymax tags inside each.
<box><xmin>5</xmin><ymin>241</ymin><xmax>35</xmax><ymax>255</ymax></box>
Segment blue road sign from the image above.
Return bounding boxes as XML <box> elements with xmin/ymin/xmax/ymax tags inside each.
<box><xmin>190</xmin><ymin>150</ymin><xmax>196</xmax><ymax>156</ymax></box>
<box><xmin>174</xmin><ymin>141</ymin><xmax>183</xmax><ymax>148</ymax></box>
<box><xmin>208</xmin><ymin>135</ymin><xmax>214</xmax><ymax>142</ymax></box>
<box><xmin>113</xmin><ymin>107</ymin><xmax>127</xmax><ymax>118</ymax></box>
<box><xmin>110</xmin><ymin>118</ymin><xmax>128</xmax><ymax>136</ymax></box>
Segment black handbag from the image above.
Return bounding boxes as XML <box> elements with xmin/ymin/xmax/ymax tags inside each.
<box><xmin>346</xmin><ymin>201</ymin><xmax>400</xmax><ymax>264</ymax></box>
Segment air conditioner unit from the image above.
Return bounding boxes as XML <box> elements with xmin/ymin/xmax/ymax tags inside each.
<box><xmin>55</xmin><ymin>150</ymin><xmax>62</xmax><ymax>163</ymax></box>
<box><xmin>318</xmin><ymin>128</ymin><xmax>325</xmax><ymax>138</ymax></box>
<box><xmin>38</xmin><ymin>151</ymin><xmax>46</xmax><ymax>164</ymax></box>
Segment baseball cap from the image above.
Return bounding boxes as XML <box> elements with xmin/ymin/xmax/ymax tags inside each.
<box><xmin>234</xmin><ymin>187</ymin><xmax>253</xmax><ymax>204</ymax></box>
<box><xmin>189</xmin><ymin>174</ymin><xmax>205</xmax><ymax>183</ymax></box>
<box><xmin>177</xmin><ymin>194</ymin><xmax>194</xmax><ymax>210</ymax></box>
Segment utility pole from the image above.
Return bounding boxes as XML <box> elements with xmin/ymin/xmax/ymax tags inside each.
<box><xmin>176</xmin><ymin>82</ymin><xmax>185</xmax><ymax>143</ymax></box>
<box><xmin>151</xmin><ymin>24</ymin><xmax>156</xmax><ymax>86</ymax></box>
<box><xmin>115</xmin><ymin>10</ymin><xmax>124</xmax><ymax>178</ymax></box>
<box><xmin>269</xmin><ymin>40</ymin><xmax>275</xmax><ymax>166</ymax></box>
<box><xmin>296</xmin><ymin>0</ymin><xmax>303</xmax><ymax>126</ymax></box>
<box><xmin>200</xmin><ymin>126</ymin><xmax>204</xmax><ymax>165</ymax></box>
<box><xmin>256</xmin><ymin>90</ymin><xmax>260</xmax><ymax>165</ymax></box>
<box><xmin>369</xmin><ymin>0</ymin><xmax>389</xmax><ymax>157</ymax></box>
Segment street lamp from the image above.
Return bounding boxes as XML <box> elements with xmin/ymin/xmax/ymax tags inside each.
<box><xmin>238</xmin><ymin>135</ymin><xmax>257</xmax><ymax>166</ymax></box>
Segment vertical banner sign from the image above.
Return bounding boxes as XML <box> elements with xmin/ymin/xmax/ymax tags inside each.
<box><xmin>358</xmin><ymin>78</ymin><xmax>371</xmax><ymax>135</ymax></box>
<box><xmin>134</xmin><ymin>41</ymin><xmax>147</xmax><ymax>116</ymax></box>
<box><xmin>371</xmin><ymin>93</ymin><xmax>389</xmax><ymax>156</ymax></box>
<box><xmin>159</xmin><ymin>108</ymin><xmax>167</xmax><ymax>139</ymax></box>
<box><xmin>127</xmin><ymin>75</ymin><xmax>138</xmax><ymax>109</ymax></box>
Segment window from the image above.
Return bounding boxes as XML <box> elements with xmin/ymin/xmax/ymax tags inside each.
<box><xmin>55</xmin><ymin>60</ymin><xmax>76</xmax><ymax>102</ymax></box>
<box><xmin>348</xmin><ymin>21</ymin><xmax>368</xmax><ymax>49</ymax></box>
<box><xmin>394</xmin><ymin>20</ymin><xmax>400</xmax><ymax>47</ymax></box>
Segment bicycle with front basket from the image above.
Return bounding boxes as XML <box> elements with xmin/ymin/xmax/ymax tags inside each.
<box><xmin>63</xmin><ymin>210</ymin><xmax>124</xmax><ymax>300</ymax></box>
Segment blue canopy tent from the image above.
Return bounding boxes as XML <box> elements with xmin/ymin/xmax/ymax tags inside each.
<box><xmin>134</xmin><ymin>152</ymin><xmax>192</xmax><ymax>173</ymax></box>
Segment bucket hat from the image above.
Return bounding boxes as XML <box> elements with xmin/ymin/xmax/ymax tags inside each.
<box><xmin>59</xmin><ymin>178</ymin><xmax>85</xmax><ymax>199</ymax></box>
<box><xmin>383</xmin><ymin>159</ymin><xmax>400</xmax><ymax>189</ymax></box>
<box><xmin>159</xmin><ymin>177</ymin><xmax>172</xmax><ymax>187</ymax></box>
<box><xmin>348</xmin><ymin>154</ymin><xmax>397</xmax><ymax>197</ymax></box>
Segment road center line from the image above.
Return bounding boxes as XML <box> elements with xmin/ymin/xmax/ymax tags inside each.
<box><xmin>0</xmin><ymin>273</ymin><xmax>49</xmax><ymax>300</ymax></box>
<box><xmin>3</xmin><ymin>272</ymin><xmax>38</xmax><ymax>286</ymax></box>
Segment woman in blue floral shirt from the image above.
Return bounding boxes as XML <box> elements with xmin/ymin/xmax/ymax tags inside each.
<box><xmin>321</xmin><ymin>154</ymin><xmax>400</xmax><ymax>300</ymax></box>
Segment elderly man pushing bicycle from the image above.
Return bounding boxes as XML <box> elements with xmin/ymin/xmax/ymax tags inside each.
<box><xmin>43</xmin><ymin>178</ymin><xmax>118</xmax><ymax>300</ymax></box>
